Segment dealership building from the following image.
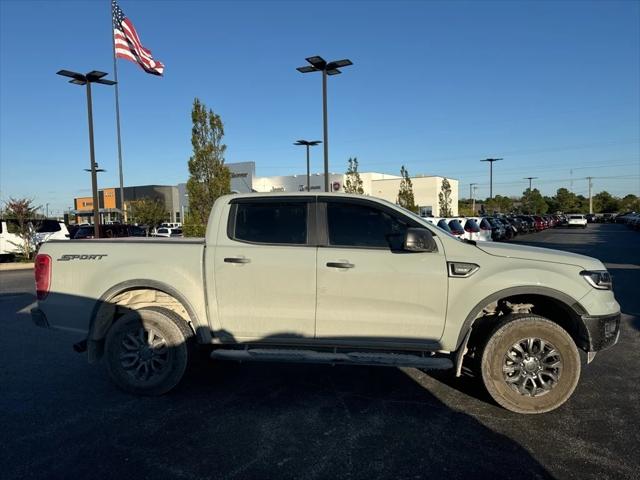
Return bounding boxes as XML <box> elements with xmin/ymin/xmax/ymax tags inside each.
<box><xmin>71</xmin><ymin>161</ymin><xmax>458</xmax><ymax>223</ymax></box>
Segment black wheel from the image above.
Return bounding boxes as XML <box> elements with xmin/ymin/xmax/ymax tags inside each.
<box><xmin>480</xmin><ymin>314</ymin><xmax>580</xmax><ymax>414</ymax></box>
<box><xmin>105</xmin><ymin>307</ymin><xmax>194</xmax><ymax>395</ymax></box>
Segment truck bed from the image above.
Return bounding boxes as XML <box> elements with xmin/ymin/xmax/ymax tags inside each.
<box><xmin>37</xmin><ymin>239</ymin><xmax>207</xmax><ymax>335</ymax></box>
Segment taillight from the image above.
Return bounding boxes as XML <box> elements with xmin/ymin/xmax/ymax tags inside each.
<box><xmin>464</xmin><ymin>226</ymin><xmax>471</xmax><ymax>232</ymax></box>
<box><xmin>35</xmin><ymin>254</ymin><xmax>51</xmax><ymax>300</ymax></box>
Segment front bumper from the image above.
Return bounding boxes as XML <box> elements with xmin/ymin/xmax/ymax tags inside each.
<box><xmin>580</xmin><ymin>311</ymin><xmax>621</xmax><ymax>352</ymax></box>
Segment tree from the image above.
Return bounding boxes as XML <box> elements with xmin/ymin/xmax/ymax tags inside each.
<box><xmin>344</xmin><ymin>157</ymin><xmax>364</xmax><ymax>194</ymax></box>
<box><xmin>127</xmin><ymin>198</ymin><xmax>168</xmax><ymax>234</ymax></box>
<box><xmin>397</xmin><ymin>165</ymin><xmax>417</xmax><ymax>213</ymax></box>
<box><xmin>520</xmin><ymin>188</ymin><xmax>548</xmax><ymax>214</ymax></box>
<box><xmin>620</xmin><ymin>194</ymin><xmax>640</xmax><ymax>212</ymax></box>
<box><xmin>438</xmin><ymin>177</ymin><xmax>453</xmax><ymax>217</ymax></box>
<box><xmin>484</xmin><ymin>195</ymin><xmax>513</xmax><ymax>214</ymax></box>
<box><xmin>184</xmin><ymin>98</ymin><xmax>231</xmax><ymax>237</ymax></box>
<box><xmin>554</xmin><ymin>187</ymin><xmax>577</xmax><ymax>213</ymax></box>
<box><xmin>4</xmin><ymin>197</ymin><xmax>39</xmax><ymax>259</ymax></box>
<box><xmin>593</xmin><ymin>191</ymin><xmax>620</xmax><ymax>213</ymax></box>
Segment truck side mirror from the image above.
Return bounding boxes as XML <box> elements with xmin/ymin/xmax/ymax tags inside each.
<box><xmin>404</xmin><ymin>228</ymin><xmax>437</xmax><ymax>252</ymax></box>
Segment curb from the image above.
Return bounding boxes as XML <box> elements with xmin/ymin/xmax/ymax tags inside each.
<box><xmin>0</xmin><ymin>263</ymin><xmax>34</xmax><ymax>272</ymax></box>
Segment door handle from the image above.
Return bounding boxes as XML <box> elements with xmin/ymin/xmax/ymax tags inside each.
<box><xmin>326</xmin><ymin>262</ymin><xmax>354</xmax><ymax>269</ymax></box>
<box><xmin>224</xmin><ymin>257</ymin><xmax>251</xmax><ymax>264</ymax></box>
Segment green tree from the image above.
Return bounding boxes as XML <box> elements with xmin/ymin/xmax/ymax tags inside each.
<box><xmin>344</xmin><ymin>157</ymin><xmax>364</xmax><ymax>194</ymax></box>
<box><xmin>184</xmin><ymin>98</ymin><xmax>231</xmax><ymax>237</ymax></box>
<box><xmin>438</xmin><ymin>177</ymin><xmax>453</xmax><ymax>217</ymax></box>
<box><xmin>4</xmin><ymin>197</ymin><xmax>39</xmax><ymax>259</ymax></box>
<box><xmin>520</xmin><ymin>188</ymin><xmax>548</xmax><ymax>214</ymax></box>
<box><xmin>484</xmin><ymin>194</ymin><xmax>513</xmax><ymax>214</ymax></box>
<box><xmin>397</xmin><ymin>165</ymin><xmax>418</xmax><ymax>213</ymax></box>
<box><xmin>593</xmin><ymin>191</ymin><xmax>620</xmax><ymax>213</ymax></box>
<box><xmin>458</xmin><ymin>199</ymin><xmax>475</xmax><ymax>217</ymax></box>
<box><xmin>620</xmin><ymin>194</ymin><xmax>640</xmax><ymax>212</ymax></box>
<box><xmin>554</xmin><ymin>187</ymin><xmax>577</xmax><ymax>213</ymax></box>
<box><xmin>127</xmin><ymin>198</ymin><xmax>168</xmax><ymax>234</ymax></box>
<box><xmin>575</xmin><ymin>194</ymin><xmax>589</xmax><ymax>213</ymax></box>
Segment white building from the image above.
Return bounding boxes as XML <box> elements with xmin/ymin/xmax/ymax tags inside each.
<box><xmin>181</xmin><ymin>162</ymin><xmax>458</xmax><ymax>217</ymax></box>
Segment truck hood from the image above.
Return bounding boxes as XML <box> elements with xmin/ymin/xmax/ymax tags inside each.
<box><xmin>476</xmin><ymin>242</ymin><xmax>605</xmax><ymax>270</ymax></box>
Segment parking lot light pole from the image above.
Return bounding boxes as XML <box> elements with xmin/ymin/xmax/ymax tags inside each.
<box><xmin>57</xmin><ymin>69</ymin><xmax>116</xmax><ymax>239</ymax></box>
<box><xmin>481</xmin><ymin>158</ymin><xmax>503</xmax><ymax>199</ymax></box>
<box><xmin>297</xmin><ymin>56</ymin><xmax>353</xmax><ymax>192</ymax></box>
<box><xmin>524</xmin><ymin>176</ymin><xmax>538</xmax><ymax>191</ymax></box>
<box><xmin>294</xmin><ymin>140</ymin><xmax>322</xmax><ymax>191</ymax></box>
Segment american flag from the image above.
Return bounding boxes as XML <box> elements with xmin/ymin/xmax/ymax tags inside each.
<box><xmin>112</xmin><ymin>0</ymin><xmax>164</xmax><ymax>75</ymax></box>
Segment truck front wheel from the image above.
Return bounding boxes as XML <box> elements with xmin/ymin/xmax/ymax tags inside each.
<box><xmin>480</xmin><ymin>314</ymin><xmax>581</xmax><ymax>414</ymax></box>
<box><xmin>105</xmin><ymin>307</ymin><xmax>193</xmax><ymax>395</ymax></box>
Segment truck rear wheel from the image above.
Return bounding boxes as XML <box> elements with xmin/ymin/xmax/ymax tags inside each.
<box><xmin>105</xmin><ymin>307</ymin><xmax>193</xmax><ymax>395</ymax></box>
<box><xmin>480</xmin><ymin>314</ymin><xmax>581</xmax><ymax>414</ymax></box>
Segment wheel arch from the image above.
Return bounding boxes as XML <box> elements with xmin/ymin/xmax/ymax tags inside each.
<box><xmin>454</xmin><ymin>286</ymin><xmax>590</xmax><ymax>376</ymax></box>
<box><xmin>86</xmin><ymin>279</ymin><xmax>210</xmax><ymax>363</ymax></box>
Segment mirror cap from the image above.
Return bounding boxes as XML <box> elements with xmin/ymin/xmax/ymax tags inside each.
<box><xmin>404</xmin><ymin>228</ymin><xmax>437</xmax><ymax>252</ymax></box>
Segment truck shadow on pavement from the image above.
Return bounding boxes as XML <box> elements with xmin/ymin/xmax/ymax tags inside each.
<box><xmin>6</xmin><ymin>292</ymin><xmax>554</xmax><ymax>480</ymax></box>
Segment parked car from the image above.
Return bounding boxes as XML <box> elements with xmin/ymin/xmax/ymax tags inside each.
<box><xmin>153</xmin><ymin>227</ymin><xmax>183</xmax><ymax>238</ymax></box>
<box><xmin>34</xmin><ymin>220</ymin><xmax>70</xmax><ymax>246</ymax></box>
<box><xmin>74</xmin><ymin>224</ymin><xmax>145</xmax><ymax>239</ymax></box>
<box><xmin>469</xmin><ymin>217</ymin><xmax>493</xmax><ymax>242</ymax></box>
<box><xmin>485</xmin><ymin>217</ymin><xmax>506</xmax><ymax>241</ymax></box>
<box><xmin>458</xmin><ymin>218</ymin><xmax>481</xmax><ymax>242</ymax></box>
<box><xmin>567</xmin><ymin>215</ymin><xmax>587</xmax><ymax>228</ymax></box>
<box><xmin>446</xmin><ymin>218</ymin><xmax>465</xmax><ymax>239</ymax></box>
<box><xmin>33</xmin><ymin>192</ymin><xmax>621</xmax><ymax>414</ymax></box>
<box><xmin>493</xmin><ymin>217</ymin><xmax>514</xmax><ymax>240</ymax></box>
<box><xmin>0</xmin><ymin>219</ymin><xmax>23</xmax><ymax>257</ymax></box>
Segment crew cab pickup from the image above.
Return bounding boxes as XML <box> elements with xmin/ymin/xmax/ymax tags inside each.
<box><xmin>32</xmin><ymin>193</ymin><xmax>621</xmax><ymax>414</ymax></box>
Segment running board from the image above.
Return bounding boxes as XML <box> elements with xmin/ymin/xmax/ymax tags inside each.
<box><xmin>211</xmin><ymin>348</ymin><xmax>453</xmax><ymax>370</ymax></box>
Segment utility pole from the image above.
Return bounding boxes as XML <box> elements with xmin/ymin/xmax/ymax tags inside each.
<box><xmin>469</xmin><ymin>183</ymin><xmax>477</xmax><ymax>213</ymax></box>
<box><xmin>524</xmin><ymin>176</ymin><xmax>538</xmax><ymax>191</ymax></box>
<box><xmin>587</xmin><ymin>177</ymin><xmax>593</xmax><ymax>214</ymax></box>
<box><xmin>480</xmin><ymin>158</ymin><xmax>502</xmax><ymax>199</ymax></box>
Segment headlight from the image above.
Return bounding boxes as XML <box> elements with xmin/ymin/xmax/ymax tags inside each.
<box><xmin>580</xmin><ymin>270</ymin><xmax>612</xmax><ymax>290</ymax></box>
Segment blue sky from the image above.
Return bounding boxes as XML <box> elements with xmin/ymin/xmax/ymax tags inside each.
<box><xmin>1</xmin><ymin>0</ymin><xmax>639</xmax><ymax>215</ymax></box>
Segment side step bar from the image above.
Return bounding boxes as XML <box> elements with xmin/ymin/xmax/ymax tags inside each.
<box><xmin>211</xmin><ymin>348</ymin><xmax>453</xmax><ymax>370</ymax></box>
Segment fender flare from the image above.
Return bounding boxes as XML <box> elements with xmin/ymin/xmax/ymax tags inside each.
<box><xmin>453</xmin><ymin>286</ymin><xmax>586</xmax><ymax>376</ymax></box>
<box><xmin>88</xmin><ymin>279</ymin><xmax>210</xmax><ymax>344</ymax></box>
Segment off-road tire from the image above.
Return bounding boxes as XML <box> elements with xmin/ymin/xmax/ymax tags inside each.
<box><xmin>105</xmin><ymin>307</ymin><xmax>194</xmax><ymax>395</ymax></box>
<box><xmin>480</xmin><ymin>314</ymin><xmax>581</xmax><ymax>414</ymax></box>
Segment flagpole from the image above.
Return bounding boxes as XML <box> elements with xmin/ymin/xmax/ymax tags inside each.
<box><xmin>110</xmin><ymin>0</ymin><xmax>126</xmax><ymax>222</ymax></box>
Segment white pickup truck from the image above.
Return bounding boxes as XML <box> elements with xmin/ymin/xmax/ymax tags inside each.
<box><xmin>32</xmin><ymin>193</ymin><xmax>621</xmax><ymax>413</ymax></box>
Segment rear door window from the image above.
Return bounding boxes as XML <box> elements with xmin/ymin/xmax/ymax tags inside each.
<box><xmin>232</xmin><ymin>201</ymin><xmax>308</xmax><ymax>245</ymax></box>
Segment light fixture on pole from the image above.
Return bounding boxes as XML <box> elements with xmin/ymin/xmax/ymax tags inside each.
<box><xmin>480</xmin><ymin>158</ymin><xmax>503</xmax><ymax>199</ymax></box>
<box><xmin>294</xmin><ymin>140</ymin><xmax>322</xmax><ymax>192</ymax></box>
<box><xmin>57</xmin><ymin>69</ymin><xmax>116</xmax><ymax>238</ymax></box>
<box><xmin>297</xmin><ymin>56</ymin><xmax>353</xmax><ymax>192</ymax></box>
<box><xmin>524</xmin><ymin>176</ymin><xmax>538</xmax><ymax>191</ymax></box>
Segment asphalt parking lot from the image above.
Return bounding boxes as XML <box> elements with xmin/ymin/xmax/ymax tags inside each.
<box><xmin>1</xmin><ymin>223</ymin><xmax>639</xmax><ymax>480</ymax></box>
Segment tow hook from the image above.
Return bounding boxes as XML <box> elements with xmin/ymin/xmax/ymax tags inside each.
<box><xmin>73</xmin><ymin>340</ymin><xmax>88</xmax><ymax>353</ymax></box>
